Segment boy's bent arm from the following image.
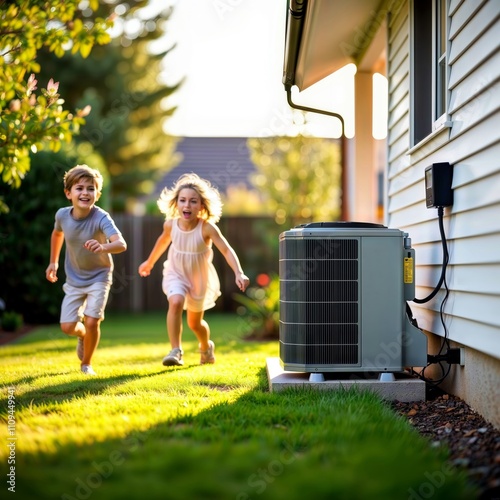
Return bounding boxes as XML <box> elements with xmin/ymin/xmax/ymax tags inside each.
<box><xmin>105</xmin><ymin>233</ymin><xmax>127</xmax><ymax>254</ymax></box>
<box><xmin>46</xmin><ymin>229</ymin><xmax>64</xmax><ymax>283</ymax></box>
<box><xmin>83</xmin><ymin>233</ymin><xmax>127</xmax><ymax>254</ymax></box>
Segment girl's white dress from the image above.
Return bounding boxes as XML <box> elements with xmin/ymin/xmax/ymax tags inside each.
<box><xmin>162</xmin><ymin>219</ymin><xmax>221</xmax><ymax>312</ymax></box>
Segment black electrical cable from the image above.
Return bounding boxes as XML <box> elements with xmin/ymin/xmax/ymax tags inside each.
<box><xmin>406</xmin><ymin>205</ymin><xmax>453</xmax><ymax>386</ymax></box>
<box><xmin>437</xmin><ymin>250</ymin><xmax>451</xmax><ymax>356</ymax></box>
<box><xmin>413</xmin><ymin>206</ymin><xmax>448</xmax><ymax>304</ymax></box>
<box><xmin>410</xmin><ymin>361</ymin><xmax>451</xmax><ymax>387</ymax></box>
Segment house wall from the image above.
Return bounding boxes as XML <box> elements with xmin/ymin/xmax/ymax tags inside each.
<box><xmin>385</xmin><ymin>0</ymin><xmax>500</xmax><ymax>428</ymax></box>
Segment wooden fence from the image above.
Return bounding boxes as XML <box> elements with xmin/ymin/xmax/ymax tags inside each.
<box><xmin>108</xmin><ymin>215</ymin><xmax>280</xmax><ymax>313</ymax></box>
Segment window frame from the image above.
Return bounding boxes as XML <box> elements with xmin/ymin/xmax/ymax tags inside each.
<box><xmin>433</xmin><ymin>0</ymin><xmax>448</xmax><ymax>128</ymax></box>
<box><xmin>410</xmin><ymin>0</ymin><xmax>450</xmax><ymax>147</ymax></box>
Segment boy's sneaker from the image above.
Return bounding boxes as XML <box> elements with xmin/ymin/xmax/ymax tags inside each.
<box><xmin>76</xmin><ymin>337</ymin><xmax>84</xmax><ymax>361</ymax></box>
<box><xmin>199</xmin><ymin>340</ymin><xmax>215</xmax><ymax>364</ymax></box>
<box><xmin>162</xmin><ymin>348</ymin><xmax>184</xmax><ymax>366</ymax></box>
<box><xmin>81</xmin><ymin>364</ymin><xmax>96</xmax><ymax>376</ymax></box>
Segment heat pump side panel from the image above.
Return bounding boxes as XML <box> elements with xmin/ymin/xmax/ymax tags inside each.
<box><xmin>359</xmin><ymin>236</ymin><xmax>405</xmax><ymax>372</ymax></box>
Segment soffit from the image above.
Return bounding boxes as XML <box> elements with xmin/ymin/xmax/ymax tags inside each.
<box><xmin>286</xmin><ymin>0</ymin><xmax>385</xmax><ymax>91</ymax></box>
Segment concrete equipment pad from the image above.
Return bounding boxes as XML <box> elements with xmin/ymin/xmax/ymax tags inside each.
<box><xmin>266</xmin><ymin>357</ymin><xmax>426</xmax><ymax>402</ymax></box>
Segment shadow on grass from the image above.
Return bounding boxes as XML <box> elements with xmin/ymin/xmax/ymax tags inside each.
<box><xmin>0</xmin><ymin>370</ymin><xmax>173</xmax><ymax>409</ymax></box>
<box><xmin>9</xmin><ymin>311</ymin><xmax>268</xmax><ymax>346</ymax></box>
<box><xmin>7</xmin><ymin>318</ymin><xmax>274</xmax><ymax>358</ymax></box>
<box><xmin>0</xmin><ymin>375</ymin><xmax>40</xmax><ymax>390</ymax></box>
<box><xmin>9</xmin><ymin>366</ymin><xmax>476</xmax><ymax>500</ymax></box>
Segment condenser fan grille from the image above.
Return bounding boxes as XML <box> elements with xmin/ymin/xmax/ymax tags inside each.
<box><xmin>279</xmin><ymin>238</ymin><xmax>359</xmax><ymax>366</ymax></box>
<box><xmin>280</xmin><ymin>302</ymin><xmax>357</xmax><ymax>323</ymax></box>
<box><xmin>279</xmin><ymin>260</ymin><xmax>358</xmax><ymax>281</ymax></box>
<box><xmin>280</xmin><ymin>343</ymin><xmax>359</xmax><ymax>365</ymax></box>
<box><xmin>279</xmin><ymin>322</ymin><xmax>358</xmax><ymax>344</ymax></box>
<box><xmin>280</xmin><ymin>238</ymin><xmax>358</xmax><ymax>259</ymax></box>
<box><xmin>280</xmin><ymin>277</ymin><xmax>358</xmax><ymax>301</ymax></box>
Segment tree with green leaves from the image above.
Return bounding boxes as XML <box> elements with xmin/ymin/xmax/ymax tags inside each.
<box><xmin>35</xmin><ymin>2</ymin><xmax>181</xmax><ymax>212</ymax></box>
<box><xmin>0</xmin><ymin>1</ymin><xmax>182</xmax><ymax>324</ymax></box>
<box><xmin>0</xmin><ymin>0</ymin><xmax>113</xmax><ymax>212</ymax></box>
<box><xmin>247</xmin><ymin>135</ymin><xmax>342</xmax><ymax>227</ymax></box>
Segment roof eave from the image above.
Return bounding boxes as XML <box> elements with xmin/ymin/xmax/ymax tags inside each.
<box><xmin>282</xmin><ymin>0</ymin><xmax>390</xmax><ymax>92</ymax></box>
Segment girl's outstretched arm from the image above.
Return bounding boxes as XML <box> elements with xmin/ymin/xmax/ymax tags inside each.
<box><xmin>204</xmin><ymin>221</ymin><xmax>250</xmax><ymax>292</ymax></box>
<box><xmin>138</xmin><ymin>220</ymin><xmax>172</xmax><ymax>277</ymax></box>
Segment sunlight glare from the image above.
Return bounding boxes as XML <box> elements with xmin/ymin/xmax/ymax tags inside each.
<box><xmin>372</xmin><ymin>73</ymin><xmax>388</xmax><ymax>140</ymax></box>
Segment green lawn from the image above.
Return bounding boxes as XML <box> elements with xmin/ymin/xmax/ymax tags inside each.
<box><xmin>0</xmin><ymin>312</ymin><xmax>475</xmax><ymax>500</ymax></box>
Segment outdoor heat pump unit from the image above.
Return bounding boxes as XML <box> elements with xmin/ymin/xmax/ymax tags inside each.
<box><xmin>279</xmin><ymin>222</ymin><xmax>428</xmax><ymax>373</ymax></box>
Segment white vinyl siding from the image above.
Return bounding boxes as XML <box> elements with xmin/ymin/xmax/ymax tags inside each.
<box><xmin>387</xmin><ymin>1</ymin><xmax>411</xmax><ymax>175</ymax></box>
<box><xmin>386</xmin><ymin>0</ymin><xmax>500</xmax><ymax>360</ymax></box>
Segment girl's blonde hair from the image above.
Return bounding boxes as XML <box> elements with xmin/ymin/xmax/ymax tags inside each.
<box><xmin>157</xmin><ymin>173</ymin><xmax>223</xmax><ymax>223</ymax></box>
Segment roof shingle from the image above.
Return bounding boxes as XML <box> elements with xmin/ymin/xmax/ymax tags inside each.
<box><xmin>153</xmin><ymin>137</ymin><xmax>256</xmax><ymax>198</ymax></box>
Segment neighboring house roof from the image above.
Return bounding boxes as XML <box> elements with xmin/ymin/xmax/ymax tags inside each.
<box><xmin>153</xmin><ymin>137</ymin><xmax>257</xmax><ymax>198</ymax></box>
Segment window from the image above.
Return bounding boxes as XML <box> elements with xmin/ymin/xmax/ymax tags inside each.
<box><xmin>435</xmin><ymin>0</ymin><xmax>447</xmax><ymax>119</ymax></box>
<box><xmin>411</xmin><ymin>0</ymin><xmax>448</xmax><ymax>146</ymax></box>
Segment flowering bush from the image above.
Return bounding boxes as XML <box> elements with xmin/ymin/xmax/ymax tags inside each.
<box><xmin>1</xmin><ymin>74</ymin><xmax>91</xmax><ymax>190</ymax></box>
<box><xmin>0</xmin><ymin>0</ymin><xmax>113</xmax><ymax>212</ymax></box>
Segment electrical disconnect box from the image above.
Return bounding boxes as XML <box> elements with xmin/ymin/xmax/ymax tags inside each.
<box><xmin>425</xmin><ymin>162</ymin><xmax>454</xmax><ymax>208</ymax></box>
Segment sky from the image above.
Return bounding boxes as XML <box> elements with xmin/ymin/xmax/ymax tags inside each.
<box><xmin>148</xmin><ymin>0</ymin><xmax>353</xmax><ymax>138</ymax></box>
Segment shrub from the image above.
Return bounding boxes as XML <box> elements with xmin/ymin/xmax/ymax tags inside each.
<box><xmin>1</xmin><ymin>311</ymin><xmax>24</xmax><ymax>332</ymax></box>
<box><xmin>233</xmin><ymin>272</ymin><xmax>280</xmax><ymax>340</ymax></box>
<box><xmin>0</xmin><ymin>147</ymin><xmax>107</xmax><ymax>323</ymax></box>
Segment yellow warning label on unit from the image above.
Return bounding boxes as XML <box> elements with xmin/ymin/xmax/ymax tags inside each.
<box><xmin>404</xmin><ymin>257</ymin><xmax>414</xmax><ymax>283</ymax></box>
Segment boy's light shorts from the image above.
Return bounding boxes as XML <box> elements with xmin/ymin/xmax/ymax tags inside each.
<box><xmin>60</xmin><ymin>282</ymin><xmax>111</xmax><ymax>323</ymax></box>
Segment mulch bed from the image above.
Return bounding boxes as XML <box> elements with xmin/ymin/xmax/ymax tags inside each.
<box><xmin>392</xmin><ymin>387</ymin><xmax>500</xmax><ymax>499</ymax></box>
<box><xmin>2</xmin><ymin>328</ymin><xmax>499</xmax><ymax>497</ymax></box>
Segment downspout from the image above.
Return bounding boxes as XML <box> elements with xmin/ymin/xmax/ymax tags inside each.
<box><xmin>285</xmin><ymin>88</ymin><xmax>345</xmax><ymax>138</ymax></box>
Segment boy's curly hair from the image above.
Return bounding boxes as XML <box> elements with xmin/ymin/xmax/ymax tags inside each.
<box><xmin>157</xmin><ymin>173</ymin><xmax>223</xmax><ymax>223</ymax></box>
<box><xmin>63</xmin><ymin>164</ymin><xmax>103</xmax><ymax>193</ymax></box>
